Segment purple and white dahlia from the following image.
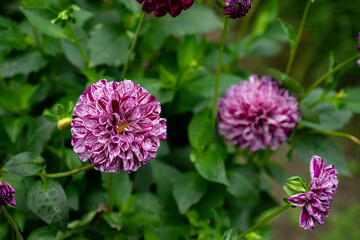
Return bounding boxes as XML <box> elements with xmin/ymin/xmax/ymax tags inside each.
<box><xmin>71</xmin><ymin>79</ymin><xmax>167</xmax><ymax>173</ymax></box>
<box><xmin>223</xmin><ymin>0</ymin><xmax>252</xmax><ymax>19</ymax></box>
<box><xmin>218</xmin><ymin>75</ymin><xmax>301</xmax><ymax>151</ymax></box>
<box><xmin>135</xmin><ymin>0</ymin><xmax>194</xmax><ymax>17</ymax></box>
<box><xmin>288</xmin><ymin>156</ymin><xmax>338</xmax><ymax>230</ymax></box>
<box><xmin>0</xmin><ymin>181</ymin><xmax>16</xmax><ymax>210</ymax></box>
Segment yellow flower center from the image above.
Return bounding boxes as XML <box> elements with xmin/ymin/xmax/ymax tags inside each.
<box><xmin>117</xmin><ymin>122</ymin><xmax>129</xmax><ymax>134</ymax></box>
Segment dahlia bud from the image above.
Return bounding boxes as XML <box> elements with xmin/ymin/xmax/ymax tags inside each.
<box><xmin>222</xmin><ymin>0</ymin><xmax>253</xmax><ymax>19</ymax></box>
<box><xmin>283</xmin><ymin>176</ymin><xmax>307</xmax><ymax>197</ymax></box>
<box><xmin>57</xmin><ymin>117</ymin><xmax>73</xmax><ymax>130</ymax></box>
<box><xmin>135</xmin><ymin>0</ymin><xmax>194</xmax><ymax>17</ymax></box>
<box><xmin>0</xmin><ymin>181</ymin><xmax>16</xmax><ymax>211</ymax></box>
<box><xmin>357</xmin><ymin>33</ymin><xmax>360</xmax><ymax>52</ymax></box>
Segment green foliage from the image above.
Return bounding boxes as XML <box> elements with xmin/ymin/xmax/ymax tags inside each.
<box><xmin>4</xmin><ymin>152</ymin><xmax>45</xmax><ymax>176</ymax></box>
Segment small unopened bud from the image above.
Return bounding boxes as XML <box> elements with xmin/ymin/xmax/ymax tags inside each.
<box><xmin>283</xmin><ymin>176</ymin><xmax>307</xmax><ymax>197</ymax></box>
<box><xmin>57</xmin><ymin>117</ymin><xmax>73</xmax><ymax>130</ymax></box>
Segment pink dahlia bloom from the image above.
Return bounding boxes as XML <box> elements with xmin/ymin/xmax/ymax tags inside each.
<box><xmin>288</xmin><ymin>156</ymin><xmax>338</xmax><ymax>231</ymax></box>
<box><xmin>0</xmin><ymin>181</ymin><xmax>16</xmax><ymax>211</ymax></box>
<box><xmin>135</xmin><ymin>0</ymin><xmax>194</xmax><ymax>17</ymax></box>
<box><xmin>71</xmin><ymin>79</ymin><xmax>167</xmax><ymax>173</ymax></box>
<box><xmin>218</xmin><ymin>75</ymin><xmax>301</xmax><ymax>151</ymax></box>
<box><xmin>223</xmin><ymin>0</ymin><xmax>252</xmax><ymax>19</ymax></box>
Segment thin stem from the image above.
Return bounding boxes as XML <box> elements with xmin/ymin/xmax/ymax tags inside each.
<box><xmin>59</xmin><ymin>131</ymin><xmax>65</xmax><ymax>171</ymax></box>
<box><xmin>108</xmin><ymin>173</ymin><xmax>113</xmax><ymax>212</ymax></box>
<box><xmin>211</xmin><ymin>17</ymin><xmax>229</xmax><ymax>134</ymax></box>
<box><xmin>121</xmin><ymin>12</ymin><xmax>146</xmax><ymax>80</ymax></box>
<box><xmin>32</xmin><ymin>26</ymin><xmax>41</xmax><ymax>48</ymax></box>
<box><xmin>306</xmin><ymin>130</ymin><xmax>360</xmax><ymax>146</ymax></box>
<box><xmin>301</xmin><ymin>52</ymin><xmax>360</xmax><ymax>100</ymax></box>
<box><xmin>285</xmin><ymin>0</ymin><xmax>312</xmax><ymax>76</ymax></box>
<box><xmin>69</xmin><ymin>25</ymin><xmax>89</xmax><ymax>67</ymax></box>
<box><xmin>237</xmin><ymin>204</ymin><xmax>291</xmax><ymax>239</ymax></box>
<box><xmin>2</xmin><ymin>207</ymin><xmax>24</xmax><ymax>240</ymax></box>
<box><xmin>45</xmin><ymin>163</ymin><xmax>95</xmax><ymax>178</ymax></box>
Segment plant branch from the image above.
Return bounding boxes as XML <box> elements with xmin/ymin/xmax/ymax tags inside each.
<box><xmin>121</xmin><ymin>11</ymin><xmax>146</xmax><ymax>80</ymax></box>
<box><xmin>108</xmin><ymin>173</ymin><xmax>113</xmax><ymax>212</ymax></box>
<box><xmin>285</xmin><ymin>0</ymin><xmax>312</xmax><ymax>76</ymax></box>
<box><xmin>2</xmin><ymin>207</ymin><xmax>24</xmax><ymax>240</ymax></box>
<box><xmin>306</xmin><ymin>130</ymin><xmax>360</xmax><ymax>146</ymax></box>
<box><xmin>69</xmin><ymin>25</ymin><xmax>89</xmax><ymax>67</ymax></box>
<box><xmin>44</xmin><ymin>163</ymin><xmax>95</xmax><ymax>178</ymax></box>
<box><xmin>237</xmin><ymin>204</ymin><xmax>291</xmax><ymax>239</ymax></box>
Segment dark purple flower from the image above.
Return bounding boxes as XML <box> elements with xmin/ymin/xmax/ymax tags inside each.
<box><xmin>357</xmin><ymin>33</ymin><xmax>360</xmax><ymax>52</ymax></box>
<box><xmin>135</xmin><ymin>0</ymin><xmax>194</xmax><ymax>17</ymax></box>
<box><xmin>0</xmin><ymin>181</ymin><xmax>16</xmax><ymax>211</ymax></box>
<box><xmin>288</xmin><ymin>156</ymin><xmax>338</xmax><ymax>231</ymax></box>
<box><xmin>71</xmin><ymin>79</ymin><xmax>167</xmax><ymax>173</ymax></box>
<box><xmin>223</xmin><ymin>0</ymin><xmax>252</xmax><ymax>19</ymax></box>
<box><xmin>218</xmin><ymin>75</ymin><xmax>301</xmax><ymax>151</ymax></box>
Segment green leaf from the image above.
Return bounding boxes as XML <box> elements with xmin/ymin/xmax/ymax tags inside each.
<box><xmin>103</xmin><ymin>212</ymin><xmax>126</xmax><ymax>231</ymax></box>
<box><xmin>188</xmin><ymin>108</ymin><xmax>212</xmax><ymax>151</ymax></box>
<box><xmin>4</xmin><ymin>152</ymin><xmax>45</xmax><ymax>176</ymax></box>
<box><xmin>324</xmin><ymin>51</ymin><xmax>340</xmax><ymax>93</ymax></box>
<box><xmin>0</xmin><ymin>16</ymin><xmax>27</xmax><ymax>50</ymax></box>
<box><xmin>25</xmin><ymin>116</ymin><xmax>56</xmax><ymax>153</ymax></box>
<box><xmin>117</xmin><ymin>0</ymin><xmax>141</xmax><ymax>14</ymax></box>
<box><xmin>265</xmin><ymin>162</ymin><xmax>289</xmax><ymax>184</ymax></box>
<box><xmin>342</xmin><ymin>87</ymin><xmax>360</xmax><ymax>113</ymax></box>
<box><xmin>87</xmin><ymin>24</ymin><xmax>130</xmax><ymax>67</ymax></box>
<box><xmin>278</xmin><ymin>18</ymin><xmax>296</xmax><ymax>51</ymax></box>
<box><xmin>154</xmin><ymin>5</ymin><xmax>222</xmax><ymax>36</ymax></box>
<box><xmin>300</xmin><ymin>102</ymin><xmax>352</xmax><ymax>131</ymax></box>
<box><xmin>57</xmin><ymin>104</ymin><xmax>66</xmax><ymax>117</ymax></box>
<box><xmin>222</xmin><ymin>228</ymin><xmax>237</xmax><ymax>240</ymax></box>
<box><xmin>265</xmin><ymin>68</ymin><xmax>303</xmax><ymax>92</ymax></box>
<box><xmin>101</xmin><ymin>172</ymin><xmax>132</xmax><ymax>208</ymax></box>
<box><xmin>44</xmin><ymin>114</ymin><xmax>59</xmax><ymax>123</ymax></box>
<box><xmin>12</xmin><ymin>209</ymin><xmax>26</xmax><ymax>232</ymax></box>
<box><xmin>250</xmin><ymin>0</ymin><xmax>278</xmax><ymax>38</ymax></box>
<box><xmin>28</xmin><ymin>225</ymin><xmax>58</xmax><ymax>240</ymax></box>
<box><xmin>193</xmin><ymin>150</ymin><xmax>229</xmax><ymax>186</ymax></box>
<box><xmin>159</xmin><ymin>65</ymin><xmax>177</xmax><ymax>89</ymax></box>
<box><xmin>293</xmin><ymin>134</ymin><xmax>350</xmax><ymax>176</ymax></box>
<box><xmin>177</xmin><ymin>35</ymin><xmax>198</xmax><ymax>72</ymax></box>
<box><xmin>130</xmin><ymin>210</ymin><xmax>161</xmax><ymax>227</ymax></box>
<box><xmin>1</xmin><ymin>116</ymin><xmax>28</xmax><ymax>143</ymax></box>
<box><xmin>144</xmin><ymin>227</ymin><xmax>160</xmax><ymax>240</ymax></box>
<box><xmin>65</xmin><ymin>149</ymin><xmax>86</xmax><ymax>181</ymax></box>
<box><xmin>20</xmin><ymin>7</ymin><xmax>71</xmax><ymax>39</ymax></box>
<box><xmin>0</xmin><ymin>222</ymin><xmax>8</xmax><ymax>240</ymax></box>
<box><xmin>299</xmin><ymin>104</ymin><xmax>320</xmax><ymax>123</ymax></box>
<box><xmin>173</xmin><ymin>172</ymin><xmax>208</xmax><ymax>214</ymax></box>
<box><xmin>0</xmin><ymin>51</ymin><xmax>48</xmax><ymax>78</ymax></box>
<box><xmin>27</xmin><ymin>180</ymin><xmax>69</xmax><ymax>232</ymax></box>
<box><xmin>227</xmin><ymin>167</ymin><xmax>259</xmax><ymax>204</ymax></box>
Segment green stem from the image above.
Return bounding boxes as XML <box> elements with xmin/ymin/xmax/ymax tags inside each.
<box><xmin>285</xmin><ymin>0</ymin><xmax>312</xmax><ymax>76</ymax></box>
<box><xmin>69</xmin><ymin>25</ymin><xmax>89</xmax><ymax>67</ymax></box>
<box><xmin>32</xmin><ymin>26</ymin><xmax>41</xmax><ymax>48</ymax></box>
<box><xmin>237</xmin><ymin>204</ymin><xmax>291</xmax><ymax>240</ymax></box>
<box><xmin>45</xmin><ymin>163</ymin><xmax>95</xmax><ymax>178</ymax></box>
<box><xmin>59</xmin><ymin>131</ymin><xmax>65</xmax><ymax>171</ymax></box>
<box><xmin>211</xmin><ymin>17</ymin><xmax>229</xmax><ymax>134</ymax></box>
<box><xmin>306</xmin><ymin>130</ymin><xmax>360</xmax><ymax>146</ymax></box>
<box><xmin>237</xmin><ymin>0</ymin><xmax>261</xmax><ymax>40</ymax></box>
<box><xmin>301</xmin><ymin>52</ymin><xmax>360</xmax><ymax>99</ymax></box>
<box><xmin>121</xmin><ymin>12</ymin><xmax>146</xmax><ymax>80</ymax></box>
<box><xmin>2</xmin><ymin>207</ymin><xmax>24</xmax><ymax>240</ymax></box>
<box><xmin>108</xmin><ymin>173</ymin><xmax>113</xmax><ymax>212</ymax></box>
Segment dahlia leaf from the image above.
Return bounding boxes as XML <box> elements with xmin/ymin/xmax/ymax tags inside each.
<box><xmin>299</xmin><ymin>104</ymin><xmax>320</xmax><ymax>124</ymax></box>
<box><xmin>12</xmin><ymin>209</ymin><xmax>25</xmax><ymax>232</ymax></box>
<box><xmin>144</xmin><ymin>227</ymin><xmax>159</xmax><ymax>240</ymax></box>
<box><xmin>20</xmin><ymin>7</ymin><xmax>71</xmax><ymax>39</ymax></box>
<box><xmin>25</xmin><ymin>117</ymin><xmax>56</xmax><ymax>154</ymax></box>
<box><xmin>28</xmin><ymin>225</ymin><xmax>58</xmax><ymax>240</ymax></box>
<box><xmin>341</xmin><ymin>87</ymin><xmax>360</xmax><ymax>113</ymax></box>
<box><xmin>103</xmin><ymin>212</ymin><xmax>126</xmax><ymax>231</ymax></box>
<box><xmin>117</xmin><ymin>0</ymin><xmax>141</xmax><ymax>14</ymax></box>
<box><xmin>159</xmin><ymin>65</ymin><xmax>177</xmax><ymax>89</ymax></box>
<box><xmin>279</xmin><ymin>18</ymin><xmax>296</xmax><ymax>52</ymax></box>
<box><xmin>324</xmin><ymin>51</ymin><xmax>340</xmax><ymax>93</ymax></box>
<box><xmin>193</xmin><ymin>150</ymin><xmax>229</xmax><ymax>186</ymax></box>
<box><xmin>1</xmin><ymin>116</ymin><xmax>28</xmax><ymax>143</ymax></box>
<box><xmin>227</xmin><ymin>168</ymin><xmax>260</xmax><ymax>203</ymax></box>
<box><xmin>173</xmin><ymin>172</ymin><xmax>208</xmax><ymax>214</ymax></box>
<box><xmin>27</xmin><ymin>180</ymin><xmax>69</xmax><ymax>232</ymax></box>
<box><xmin>130</xmin><ymin>210</ymin><xmax>161</xmax><ymax>227</ymax></box>
<box><xmin>265</xmin><ymin>68</ymin><xmax>303</xmax><ymax>92</ymax></box>
<box><xmin>188</xmin><ymin>108</ymin><xmax>212</xmax><ymax>151</ymax></box>
<box><xmin>293</xmin><ymin>134</ymin><xmax>351</xmax><ymax>176</ymax></box>
<box><xmin>4</xmin><ymin>152</ymin><xmax>45</xmax><ymax>176</ymax></box>
<box><xmin>0</xmin><ymin>222</ymin><xmax>9</xmax><ymax>239</ymax></box>
<box><xmin>177</xmin><ymin>35</ymin><xmax>198</xmax><ymax>72</ymax></box>
<box><xmin>222</xmin><ymin>227</ymin><xmax>237</xmax><ymax>240</ymax></box>
<box><xmin>101</xmin><ymin>172</ymin><xmax>132</xmax><ymax>208</ymax></box>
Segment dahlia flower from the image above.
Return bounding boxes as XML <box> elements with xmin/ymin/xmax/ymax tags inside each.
<box><xmin>288</xmin><ymin>155</ymin><xmax>338</xmax><ymax>230</ymax></box>
<box><xmin>218</xmin><ymin>75</ymin><xmax>301</xmax><ymax>151</ymax></box>
<box><xmin>357</xmin><ymin>33</ymin><xmax>360</xmax><ymax>66</ymax></box>
<box><xmin>71</xmin><ymin>79</ymin><xmax>167</xmax><ymax>173</ymax></box>
<box><xmin>135</xmin><ymin>0</ymin><xmax>194</xmax><ymax>17</ymax></box>
<box><xmin>0</xmin><ymin>181</ymin><xmax>16</xmax><ymax>211</ymax></box>
<box><xmin>223</xmin><ymin>0</ymin><xmax>252</xmax><ymax>19</ymax></box>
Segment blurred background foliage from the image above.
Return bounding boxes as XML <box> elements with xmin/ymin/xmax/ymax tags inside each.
<box><xmin>0</xmin><ymin>0</ymin><xmax>359</xmax><ymax>239</ymax></box>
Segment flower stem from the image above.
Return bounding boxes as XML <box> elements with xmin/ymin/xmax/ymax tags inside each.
<box><xmin>306</xmin><ymin>130</ymin><xmax>360</xmax><ymax>146</ymax></box>
<box><xmin>285</xmin><ymin>0</ymin><xmax>312</xmax><ymax>76</ymax></box>
<box><xmin>45</xmin><ymin>163</ymin><xmax>95</xmax><ymax>178</ymax></box>
<box><xmin>121</xmin><ymin>12</ymin><xmax>146</xmax><ymax>80</ymax></box>
<box><xmin>301</xmin><ymin>52</ymin><xmax>360</xmax><ymax>100</ymax></box>
<box><xmin>108</xmin><ymin>173</ymin><xmax>113</xmax><ymax>212</ymax></box>
<box><xmin>2</xmin><ymin>207</ymin><xmax>24</xmax><ymax>240</ymax></box>
<box><xmin>69</xmin><ymin>25</ymin><xmax>89</xmax><ymax>67</ymax></box>
<box><xmin>237</xmin><ymin>204</ymin><xmax>291</xmax><ymax>240</ymax></box>
<box><xmin>211</xmin><ymin>17</ymin><xmax>229</xmax><ymax>133</ymax></box>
